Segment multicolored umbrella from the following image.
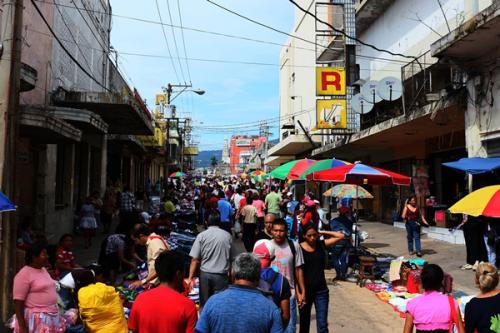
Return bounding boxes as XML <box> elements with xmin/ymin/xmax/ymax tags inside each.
<box><xmin>0</xmin><ymin>191</ymin><xmax>16</xmax><ymax>212</ymax></box>
<box><xmin>299</xmin><ymin>158</ymin><xmax>351</xmax><ymax>180</ymax></box>
<box><xmin>270</xmin><ymin>159</ymin><xmax>316</xmax><ymax>180</ymax></box>
<box><xmin>307</xmin><ymin>163</ymin><xmax>411</xmax><ymax>186</ymax></box>
<box><xmin>323</xmin><ymin>184</ymin><xmax>373</xmax><ymax>199</ymax></box>
<box><xmin>169</xmin><ymin>171</ymin><xmax>187</xmax><ymax>178</ymax></box>
<box><xmin>252</xmin><ymin>174</ymin><xmax>269</xmax><ymax>183</ymax></box>
<box><xmin>449</xmin><ymin>185</ymin><xmax>500</xmax><ymax>217</ymax></box>
<box><xmin>250</xmin><ymin>170</ymin><xmax>266</xmax><ymax>176</ymax></box>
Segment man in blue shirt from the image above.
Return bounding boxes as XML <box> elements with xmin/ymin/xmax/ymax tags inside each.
<box><xmin>195</xmin><ymin>253</ymin><xmax>283</xmax><ymax>333</ymax></box>
<box><xmin>217</xmin><ymin>190</ymin><xmax>234</xmax><ymax>234</ymax></box>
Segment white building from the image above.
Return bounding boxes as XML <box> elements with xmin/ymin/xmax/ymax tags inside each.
<box><xmin>269</xmin><ymin>0</ymin><xmax>500</xmax><ymax>222</ymax></box>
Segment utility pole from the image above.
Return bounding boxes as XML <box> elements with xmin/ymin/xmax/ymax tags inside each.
<box><xmin>0</xmin><ymin>0</ymin><xmax>23</xmax><ymax>326</ymax></box>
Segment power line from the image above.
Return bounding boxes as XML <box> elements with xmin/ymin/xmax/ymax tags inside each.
<box><xmin>33</xmin><ymin>0</ymin><xmax>415</xmax><ymax>66</ymax></box>
<box><xmin>176</xmin><ymin>0</ymin><xmax>192</xmax><ymax>83</ymax></box>
<box><xmin>165</xmin><ymin>0</ymin><xmax>187</xmax><ymax>83</ymax></box>
<box><xmin>53</xmin><ymin>0</ymin><xmax>93</xmax><ymax>73</ymax></box>
<box><xmin>24</xmin><ymin>26</ymin><xmax>406</xmax><ymax>73</ymax></box>
<box><xmin>193</xmin><ymin>107</ymin><xmax>315</xmax><ymax>129</ymax></box>
<box><xmin>287</xmin><ymin>0</ymin><xmax>422</xmax><ymax>66</ymax></box>
<box><xmin>154</xmin><ymin>0</ymin><xmax>181</xmax><ymax>83</ymax></box>
<box><xmin>205</xmin><ymin>0</ymin><xmax>420</xmax><ymax>65</ymax></box>
<box><xmin>30</xmin><ymin>0</ymin><xmax>110</xmax><ymax>91</ymax></box>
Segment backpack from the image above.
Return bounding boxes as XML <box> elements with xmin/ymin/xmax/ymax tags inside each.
<box><xmin>258</xmin><ymin>268</ymin><xmax>281</xmax><ymax>306</ymax></box>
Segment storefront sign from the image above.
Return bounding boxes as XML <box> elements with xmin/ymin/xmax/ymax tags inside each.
<box><xmin>316</xmin><ymin>67</ymin><xmax>346</xmax><ymax>96</ymax></box>
<box><xmin>316</xmin><ymin>99</ymin><xmax>347</xmax><ymax>129</ymax></box>
<box><xmin>236</xmin><ymin>139</ymin><xmax>251</xmax><ymax>147</ymax></box>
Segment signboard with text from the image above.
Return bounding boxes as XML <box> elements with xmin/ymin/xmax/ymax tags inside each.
<box><xmin>316</xmin><ymin>99</ymin><xmax>347</xmax><ymax>129</ymax></box>
<box><xmin>236</xmin><ymin>139</ymin><xmax>252</xmax><ymax>147</ymax></box>
<box><xmin>316</xmin><ymin>67</ymin><xmax>346</xmax><ymax>96</ymax></box>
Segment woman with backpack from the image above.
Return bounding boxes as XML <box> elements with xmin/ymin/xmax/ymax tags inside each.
<box><xmin>299</xmin><ymin>224</ymin><xmax>345</xmax><ymax>333</ymax></box>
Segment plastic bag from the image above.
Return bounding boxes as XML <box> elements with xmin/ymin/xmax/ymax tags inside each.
<box><xmin>234</xmin><ymin>221</ymin><xmax>241</xmax><ymax>234</ymax></box>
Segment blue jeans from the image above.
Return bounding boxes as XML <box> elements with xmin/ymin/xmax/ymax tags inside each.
<box><xmin>331</xmin><ymin>248</ymin><xmax>349</xmax><ymax>279</ymax></box>
<box><xmin>285</xmin><ymin>296</ymin><xmax>297</xmax><ymax>333</ymax></box>
<box><xmin>406</xmin><ymin>220</ymin><xmax>421</xmax><ymax>253</ymax></box>
<box><xmin>484</xmin><ymin>235</ymin><xmax>497</xmax><ymax>265</ymax></box>
<box><xmin>299</xmin><ymin>289</ymin><xmax>329</xmax><ymax>333</ymax></box>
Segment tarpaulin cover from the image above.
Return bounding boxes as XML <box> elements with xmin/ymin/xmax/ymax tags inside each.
<box><xmin>78</xmin><ymin>282</ymin><xmax>128</xmax><ymax>333</ymax></box>
<box><xmin>442</xmin><ymin>157</ymin><xmax>500</xmax><ymax>175</ymax></box>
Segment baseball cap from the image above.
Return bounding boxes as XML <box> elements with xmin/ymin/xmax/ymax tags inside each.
<box><xmin>339</xmin><ymin>206</ymin><xmax>351</xmax><ymax>214</ymax></box>
<box><xmin>305</xmin><ymin>199</ymin><xmax>315</xmax><ymax>207</ymax></box>
<box><xmin>253</xmin><ymin>239</ymin><xmax>275</xmax><ymax>268</ymax></box>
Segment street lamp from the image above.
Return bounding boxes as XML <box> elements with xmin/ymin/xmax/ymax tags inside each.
<box><xmin>165</xmin><ymin>83</ymin><xmax>205</xmax><ymax>104</ymax></box>
<box><xmin>161</xmin><ymin>83</ymin><xmax>205</xmax><ymax>176</ymax></box>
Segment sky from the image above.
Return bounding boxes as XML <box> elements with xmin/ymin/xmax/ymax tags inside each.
<box><xmin>109</xmin><ymin>0</ymin><xmax>295</xmax><ymax>151</ymax></box>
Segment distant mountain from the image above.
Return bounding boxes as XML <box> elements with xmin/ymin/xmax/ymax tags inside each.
<box><xmin>196</xmin><ymin>150</ymin><xmax>222</xmax><ymax>168</ymax></box>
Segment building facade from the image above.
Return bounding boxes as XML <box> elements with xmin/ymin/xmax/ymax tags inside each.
<box><xmin>229</xmin><ymin>135</ymin><xmax>267</xmax><ymax>174</ymax></box>
<box><xmin>270</xmin><ymin>0</ymin><xmax>499</xmax><ymax>223</ymax></box>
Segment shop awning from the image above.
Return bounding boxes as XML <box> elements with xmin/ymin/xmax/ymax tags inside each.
<box><xmin>20</xmin><ymin>107</ymin><xmax>82</xmax><ymax>143</ymax></box>
<box><xmin>108</xmin><ymin>134</ymin><xmax>146</xmax><ymax>153</ymax></box>
<box><xmin>24</xmin><ymin>105</ymin><xmax>108</xmax><ymax>134</ymax></box>
<box><xmin>268</xmin><ymin>134</ymin><xmax>320</xmax><ymax>157</ymax></box>
<box><xmin>442</xmin><ymin>157</ymin><xmax>500</xmax><ymax>174</ymax></box>
<box><xmin>52</xmin><ymin>89</ymin><xmax>154</xmax><ymax>135</ymax></box>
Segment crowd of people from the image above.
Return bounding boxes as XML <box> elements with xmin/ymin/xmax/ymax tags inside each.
<box><xmin>9</xmin><ymin>174</ymin><xmax>500</xmax><ymax>333</ymax></box>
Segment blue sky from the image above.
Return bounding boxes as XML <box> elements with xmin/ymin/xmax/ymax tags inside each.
<box><xmin>109</xmin><ymin>0</ymin><xmax>294</xmax><ymax>150</ymax></box>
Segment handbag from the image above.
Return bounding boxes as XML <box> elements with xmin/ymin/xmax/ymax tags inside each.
<box><xmin>448</xmin><ymin>295</ymin><xmax>459</xmax><ymax>333</ymax></box>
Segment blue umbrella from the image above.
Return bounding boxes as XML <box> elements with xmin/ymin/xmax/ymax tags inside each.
<box><xmin>0</xmin><ymin>191</ymin><xmax>16</xmax><ymax>212</ymax></box>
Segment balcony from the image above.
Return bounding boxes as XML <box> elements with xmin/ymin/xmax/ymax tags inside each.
<box><xmin>355</xmin><ymin>0</ymin><xmax>396</xmax><ymax>35</ymax></box>
<box><xmin>358</xmin><ymin>52</ymin><xmax>464</xmax><ymax>131</ymax></box>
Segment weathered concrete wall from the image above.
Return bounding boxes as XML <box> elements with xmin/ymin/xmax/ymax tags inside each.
<box><xmin>51</xmin><ymin>0</ymin><xmax>111</xmax><ymax>92</ymax></box>
<box><xmin>465</xmin><ymin>68</ymin><xmax>500</xmax><ymax>157</ymax></box>
<box><xmin>279</xmin><ymin>0</ymin><xmax>317</xmax><ymax>140</ymax></box>
<box><xmin>20</xmin><ymin>0</ymin><xmax>55</xmax><ymax>105</ymax></box>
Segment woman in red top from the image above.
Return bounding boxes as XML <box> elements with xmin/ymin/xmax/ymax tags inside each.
<box><xmin>402</xmin><ymin>196</ymin><xmax>429</xmax><ymax>257</ymax></box>
<box><xmin>301</xmin><ymin>200</ymin><xmax>319</xmax><ymax>229</ymax></box>
<box><xmin>55</xmin><ymin>234</ymin><xmax>79</xmax><ymax>279</ymax></box>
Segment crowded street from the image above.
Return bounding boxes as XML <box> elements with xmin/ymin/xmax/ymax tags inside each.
<box><xmin>1</xmin><ymin>0</ymin><xmax>500</xmax><ymax>333</ymax></box>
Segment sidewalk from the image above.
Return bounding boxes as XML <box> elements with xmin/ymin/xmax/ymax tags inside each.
<box><xmin>359</xmin><ymin>220</ymin><xmax>476</xmax><ymax>294</ymax></box>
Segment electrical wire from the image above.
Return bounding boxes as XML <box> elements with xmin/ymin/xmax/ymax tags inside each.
<box><xmin>287</xmin><ymin>0</ymin><xmax>421</xmax><ymax>65</ymax></box>
<box><xmin>154</xmin><ymin>0</ymin><xmax>181</xmax><ymax>83</ymax></box>
<box><xmin>205</xmin><ymin>0</ymin><xmax>419</xmax><ymax>65</ymax></box>
<box><xmin>176</xmin><ymin>0</ymin><xmax>192</xmax><ymax>83</ymax></box>
<box><xmin>32</xmin><ymin>0</ymin><xmax>417</xmax><ymax>66</ymax></box>
<box><xmin>30</xmin><ymin>0</ymin><xmax>110</xmax><ymax>91</ymax></box>
<box><xmin>53</xmin><ymin>0</ymin><xmax>93</xmax><ymax>72</ymax></box>
<box><xmin>165</xmin><ymin>0</ymin><xmax>187</xmax><ymax>83</ymax></box>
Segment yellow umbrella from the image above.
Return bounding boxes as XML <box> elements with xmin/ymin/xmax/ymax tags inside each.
<box><xmin>449</xmin><ymin>185</ymin><xmax>500</xmax><ymax>217</ymax></box>
<box><xmin>322</xmin><ymin>184</ymin><xmax>374</xmax><ymax>199</ymax></box>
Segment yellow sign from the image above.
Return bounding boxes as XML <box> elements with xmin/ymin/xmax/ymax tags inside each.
<box><xmin>155</xmin><ymin>94</ymin><xmax>166</xmax><ymax>105</ymax></box>
<box><xmin>183</xmin><ymin>147</ymin><xmax>199</xmax><ymax>156</ymax></box>
<box><xmin>138</xmin><ymin>127</ymin><xmax>165</xmax><ymax>148</ymax></box>
<box><xmin>316</xmin><ymin>67</ymin><xmax>346</xmax><ymax>96</ymax></box>
<box><xmin>316</xmin><ymin>99</ymin><xmax>347</xmax><ymax>129</ymax></box>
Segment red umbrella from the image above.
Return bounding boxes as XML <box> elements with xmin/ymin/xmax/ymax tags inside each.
<box><xmin>306</xmin><ymin>163</ymin><xmax>411</xmax><ymax>186</ymax></box>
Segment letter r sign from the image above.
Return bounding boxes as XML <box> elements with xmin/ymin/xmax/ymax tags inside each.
<box><xmin>316</xmin><ymin>67</ymin><xmax>346</xmax><ymax>96</ymax></box>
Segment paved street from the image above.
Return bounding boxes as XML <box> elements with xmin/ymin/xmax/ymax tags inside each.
<box><xmin>312</xmin><ymin>221</ymin><xmax>477</xmax><ymax>333</ymax></box>
<box><xmin>72</xmin><ymin>220</ymin><xmax>477</xmax><ymax>333</ymax></box>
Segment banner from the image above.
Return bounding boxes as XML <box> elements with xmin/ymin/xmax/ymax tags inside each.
<box><xmin>316</xmin><ymin>99</ymin><xmax>347</xmax><ymax>129</ymax></box>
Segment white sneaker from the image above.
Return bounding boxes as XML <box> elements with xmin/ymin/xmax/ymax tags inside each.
<box><xmin>460</xmin><ymin>264</ymin><xmax>473</xmax><ymax>270</ymax></box>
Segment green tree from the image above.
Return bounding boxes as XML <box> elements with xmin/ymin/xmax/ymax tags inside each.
<box><xmin>210</xmin><ymin>156</ymin><xmax>218</xmax><ymax>168</ymax></box>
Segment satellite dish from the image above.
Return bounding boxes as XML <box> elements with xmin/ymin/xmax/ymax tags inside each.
<box><xmin>377</xmin><ymin>76</ymin><xmax>402</xmax><ymax>101</ymax></box>
<box><xmin>361</xmin><ymin>80</ymin><xmax>382</xmax><ymax>104</ymax></box>
<box><xmin>351</xmin><ymin>93</ymin><xmax>374</xmax><ymax>114</ymax></box>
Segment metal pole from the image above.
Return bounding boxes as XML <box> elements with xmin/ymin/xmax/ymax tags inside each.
<box><xmin>0</xmin><ymin>0</ymin><xmax>23</xmax><ymax>325</ymax></box>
